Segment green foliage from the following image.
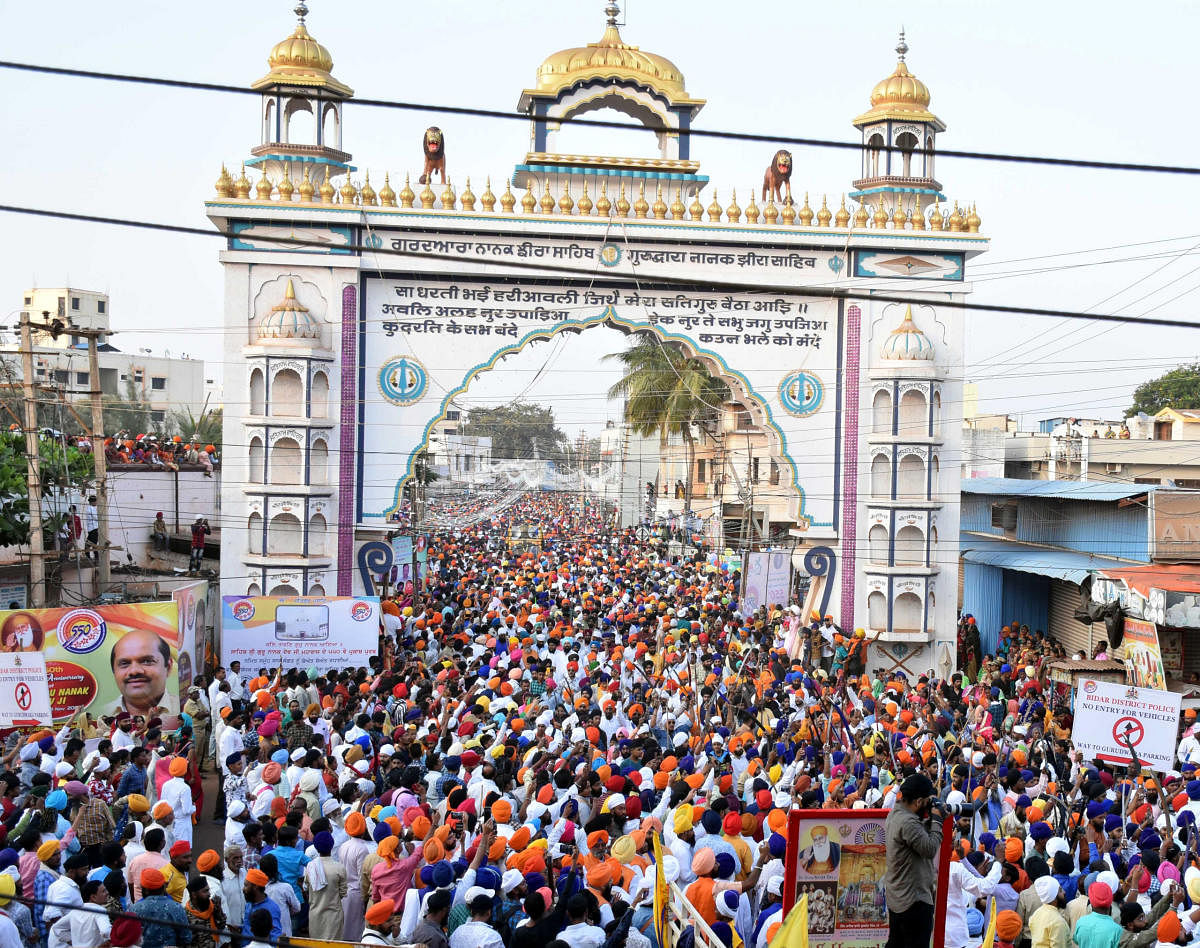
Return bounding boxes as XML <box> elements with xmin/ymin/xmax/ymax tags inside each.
<box><xmin>464</xmin><ymin>403</ymin><xmax>569</xmax><ymax>464</ymax></box>
<box><xmin>605</xmin><ymin>335</ymin><xmax>731</xmax><ymax>509</ymax></box>
<box><xmin>0</xmin><ymin>432</ymin><xmax>92</xmax><ymax>547</ymax></box>
<box><xmin>170</xmin><ymin>405</ymin><xmax>223</xmax><ymax>451</ymax></box>
<box><xmin>102</xmin><ymin>380</ymin><xmax>169</xmax><ymax>439</ymax></box>
<box><xmin>1128</xmin><ymin>363</ymin><xmax>1200</xmax><ymax>417</ymax></box>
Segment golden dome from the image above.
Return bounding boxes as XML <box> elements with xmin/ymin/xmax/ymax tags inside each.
<box><xmin>530</xmin><ymin>3</ymin><xmax>701</xmax><ymax>107</ymax></box>
<box><xmin>854</xmin><ymin>32</ymin><xmax>943</xmax><ymax>129</ymax></box>
<box><xmin>259</xmin><ymin>280</ymin><xmax>320</xmax><ymax>341</ymax></box>
<box><xmin>251</xmin><ymin>3</ymin><xmax>353</xmax><ymax>97</ymax></box>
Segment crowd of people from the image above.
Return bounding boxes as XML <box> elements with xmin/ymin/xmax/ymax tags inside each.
<box><xmin>0</xmin><ymin>490</ymin><xmax>1194</xmax><ymax>948</ymax></box>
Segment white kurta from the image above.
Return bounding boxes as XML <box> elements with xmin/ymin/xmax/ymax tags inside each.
<box><xmin>160</xmin><ymin>776</ymin><xmax>195</xmax><ymax>846</ymax></box>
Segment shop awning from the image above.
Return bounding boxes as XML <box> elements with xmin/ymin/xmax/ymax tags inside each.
<box><xmin>1094</xmin><ymin>563</ymin><xmax>1200</xmax><ymax>598</ymax></box>
<box><xmin>960</xmin><ymin>534</ymin><xmax>1134</xmax><ymax>585</ymax></box>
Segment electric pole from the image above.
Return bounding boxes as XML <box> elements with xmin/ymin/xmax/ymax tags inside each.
<box><xmin>86</xmin><ymin>331</ymin><xmax>111</xmax><ymax>591</ymax></box>
<box><xmin>19</xmin><ymin>313</ymin><xmax>46</xmax><ymax>606</ymax></box>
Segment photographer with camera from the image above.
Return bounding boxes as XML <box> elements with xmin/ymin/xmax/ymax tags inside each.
<box><xmin>883</xmin><ymin>773</ymin><xmax>945</xmax><ymax>948</ymax></box>
<box><xmin>189</xmin><ymin>514</ymin><xmax>211</xmax><ymax>574</ymax></box>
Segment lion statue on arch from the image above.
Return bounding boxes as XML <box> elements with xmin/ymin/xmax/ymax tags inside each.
<box><xmin>419</xmin><ymin>126</ymin><xmax>446</xmax><ymax>185</ymax></box>
<box><xmin>762</xmin><ymin>149</ymin><xmax>793</xmax><ymax>204</ymax></box>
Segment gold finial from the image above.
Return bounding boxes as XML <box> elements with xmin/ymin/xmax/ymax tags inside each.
<box><xmin>481</xmin><ymin>177</ymin><xmax>497</xmax><ymax>212</ymax></box>
<box><xmin>798</xmin><ymin>192</ymin><xmax>814</xmax><ymax>226</ymax></box>
<box><xmin>892</xmin><ymin>200</ymin><xmax>907</xmax><ymax>229</ymax></box>
<box><xmin>763</xmin><ymin>191</ymin><xmax>779</xmax><ymax>224</ymax></box>
<box><xmin>360</xmin><ymin>171</ymin><xmax>378</xmax><ymax>206</ymax></box>
<box><xmin>214</xmin><ymin>164</ymin><xmax>234</xmax><ymax>199</ymax></box>
<box><xmin>578</xmin><ymin>180</ymin><xmax>593</xmax><ymax>216</ymax></box>
<box><xmin>539</xmin><ymin>180</ymin><xmax>556</xmax><ymax>214</ymax></box>
<box><xmin>744</xmin><ymin>186</ymin><xmax>760</xmax><ymax>224</ymax></box>
<box><xmin>234</xmin><ymin>163</ymin><xmax>252</xmax><ymax>200</ymax></box>
<box><xmin>418</xmin><ymin>176</ymin><xmax>436</xmax><ymax>209</ymax></box>
<box><xmin>707</xmin><ymin>189</ymin><xmax>721</xmax><ymax>221</ymax></box>
<box><xmin>500</xmin><ymin>180</ymin><xmax>516</xmax><ymax>213</ymax></box>
<box><xmin>911</xmin><ymin>194</ymin><xmax>925</xmax><ymax>230</ymax></box>
<box><xmin>835</xmin><ymin>194</ymin><xmax>851</xmax><ymax>228</ymax></box>
<box><xmin>688</xmin><ymin>190</ymin><xmax>704</xmax><ymax>221</ymax></box>
<box><xmin>441</xmin><ymin>179</ymin><xmax>456</xmax><ymax>210</ymax></box>
<box><xmin>725</xmin><ymin>188</ymin><xmax>741</xmax><ymax>223</ymax></box>
<box><xmin>399</xmin><ymin>173</ymin><xmax>416</xmax><ymax>208</ymax></box>
<box><xmin>379</xmin><ymin>173</ymin><xmax>397</xmax><ymax>207</ymax></box>
<box><xmin>521</xmin><ymin>185</ymin><xmax>537</xmax><ymax>214</ymax></box>
<box><xmin>633</xmin><ymin>181</ymin><xmax>650</xmax><ymax>218</ymax></box>
<box><xmin>460</xmin><ymin>177</ymin><xmax>476</xmax><ymax>211</ymax></box>
<box><xmin>852</xmin><ymin>200</ymin><xmax>868</xmax><ymax>228</ymax></box>
<box><xmin>948</xmin><ymin>200</ymin><xmax>963</xmax><ymax>232</ymax></box>
<box><xmin>816</xmin><ymin>194</ymin><xmax>832</xmax><ymax>227</ymax></box>
<box><xmin>615</xmin><ymin>182</ymin><xmax>631</xmax><ymax>217</ymax></box>
<box><xmin>596</xmin><ymin>181</ymin><xmax>612</xmax><ymax>217</ymax></box>
<box><xmin>668</xmin><ymin>184</ymin><xmax>686</xmax><ymax>221</ymax></box>
<box><xmin>872</xmin><ymin>195</ymin><xmax>888</xmax><ymax>228</ymax></box>
<box><xmin>605</xmin><ymin>0</ymin><xmax>621</xmax><ymax>27</ymax></box>
<box><xmin>896</xmin><ymin>27</ymin><xmax>908</xmax><ymax>63</ymax></box>
<box><xmin>929</xmin><ymin>201</ymin><xmax>943</xmax><ymax>230</ymax></box>
<box><xmin>249</xmin><ymin>168</ymin><xmax>270</xmax><ymax>201</ymax></box>
<box><xmin>298</xmin><ymin>166</ymin><xmax>315</xmax><ymax>202</ymax></box>
<box><xmin>318</xmin><ymin>166</ymin><xmax>334</xmax><ymax>204</ymax></box>
<box><xmin>966</xmin><ymin>202</ymin><xmax>981</xmax><ymax>233</ymax></box>
<box><xmin>781</xmin><ymin>196</ymin><xmax>796</xmax><ymax>225</ymax></box>
<box><xmin>652</xmin><ymin>183</ymin><xmax>668</xmax><ymax>219</ymax></box>
<box><xmin>340</xmin><ymin>174</ymin><xmax>358</xmax><ymax>205</ymax></box>
<box><xmin>277</xmin><ymin>163</ymin><xmax>295</xmax><ymax>202</ymax></box>
<box><xmin>558</xmin><ymin>181</ymin><xmax>574</xmax><ymax>215</ymax></box>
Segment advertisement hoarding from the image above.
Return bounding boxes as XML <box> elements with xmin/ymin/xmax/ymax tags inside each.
<box><xmin>173</xmin><ymin>581</ymin><xmax>210</xmax><ymax>695</ymax></box>
<box><xmin>220</xmin><ymin>596</ymin><xmax>380</xmax><ymax>672</ymax></box>
<box><xmin>0</xmin><ymin>652</ymin><xmax>53</xmax><ymax>727</ymax></box>
<box><xmin>0</xmin><ymin>602</ymin><xmax>180</xmax><ymax>723</ymax></box>
<box><xmin>1121</xmin><ymin>618</ymin><xmax>1166</xmax><ymax>689</ymax></box>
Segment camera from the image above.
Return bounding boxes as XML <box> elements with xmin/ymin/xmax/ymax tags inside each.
<box><xmin>930</xmin><ymin>801</ymin><xmax>973</xmax><ymax>818</ymax></box>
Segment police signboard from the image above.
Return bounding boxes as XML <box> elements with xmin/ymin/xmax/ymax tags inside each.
<box><xmin>1072</xmin><ymin>678</ymin><xmax>1182</xmax><ymax>771</ymax></box>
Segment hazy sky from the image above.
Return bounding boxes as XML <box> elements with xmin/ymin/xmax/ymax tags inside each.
<box><xmin>3</xmin><ymin>0</ymin><xmax>1199</xmax><ymax>435</ymax></box>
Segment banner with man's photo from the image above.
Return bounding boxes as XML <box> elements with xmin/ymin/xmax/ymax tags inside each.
<box><xmin>220</xmin><ymin>596</ymin><xmax>381</xmax><ymax>672</ymax></box>
<box><xmin>0</xmin><ymin>602</ymin><xmax>180</xmax><ymax>725</ymax></box>
<box><xmin>782</xmin><ymin>810</ymin><xmax>890</xmax><ymax>947</ymax></box>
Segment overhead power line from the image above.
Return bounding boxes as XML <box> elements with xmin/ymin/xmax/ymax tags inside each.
<box><xmin>3</xmin><ymin>202</ymin><xmax>1200</xmax><ymax>332</ymax></box>
<box><xmin>4</xmin><ymin>59</ymin><xmax>1200</xmax><ymax>177</ymax></box>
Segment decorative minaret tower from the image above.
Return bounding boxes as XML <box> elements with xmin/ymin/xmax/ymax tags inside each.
<box><xmin>249</xmin><ymin>1</ymin><xmax>354</xmax><ymax>185</ymax></box>
<box><xmin>850</xmin><ymin>31</ymin><xmax>945</xmax><ymax>221</ymax></box>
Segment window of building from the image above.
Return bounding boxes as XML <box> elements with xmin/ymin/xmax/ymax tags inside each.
<box><xmin>56</xmin><ymin>297</ymin><xmax>65</xmax><ymax>317</ymax></box>
<box><xmin>990</xmin><ymin>502</ymin><xmax>1018</xmax><ymax>533</ymax></box>
<box><xmin>70</xmin><ymin>335</ymin><xmax>82</xmax><ymax>347</ymax></box>
<box><xmin>445</xmin><ymin>410</ymin><xmax>461</xmax><ymax>421</ymax></box>
<box><xmin>769</xmin><ymin>459</ymin><xmax>780</xmax><ymax>485</ymax></box>
<box><xmin>150</xmin><ymin>410</ymin><xmax>165</xmax><ymax>423</ymax></box>
<box><xmin>76</xmin><ymin>372</ymin><xmax>88</xmax><ymax>386</ymax></box>
<box><xmin>97</xmin><ymin>300</ymin><xmax>106</xmax><ymax>314</ymax></box>
<box><xmin>1174</xmin><ymin>479</ymin><xmax>1200</xmax><ymax>489</ymax></box>
<box><xmin>53</xmin><ymin>369</ymin><xmax>69</xmax><ymax>384</ymax></box>
<box><xmin>71</xmin><ymin>297</ymin><xmax>80</xmax><ymax>310</ymax></box>
<box><xmin>151</xmin><ymin>376</ymin><xmax>166</xmax><ymax>391</ymax></box>
<box><xmin>1134</xmin><ymin>477</ymin><xmax>1162</xmax><ymax>485</ymax></box>
<box><xmin>752</xmin><ymin>457</ymin><xmax>761</xmax><ymax>482</ymax></box>
<box><xmin>23</xmin><ymin>297</ymin><xmax>30</xmax><ymax>305</ymax></box>
<box><xmin>696</xmin><ymin>458</ymin><xmax>706</xmax><ymax>483</ymax></box>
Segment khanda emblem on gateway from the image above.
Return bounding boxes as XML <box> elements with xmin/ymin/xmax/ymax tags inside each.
<box><xmin>379</xmin><ymin>356</ymin><xmax>428</xmax><ymax>405</ymax></box>
<box><xmin>779</xmin><ymin>370</ymin><xmax>823</xmax><ymax>417</ymax></box>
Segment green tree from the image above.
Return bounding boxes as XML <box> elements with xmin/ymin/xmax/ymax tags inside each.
<box><xmin>171</xmin><ymin>405</ymin><xmax>223</xmax><ymax>451</ymax></box>
<box><xmin>464</xmin><ymin>403</ymin><xmax>569</xmax><ymax>463</ymax></box>
<box><xmin>102</xmin><ymin>380</ymin><xmax>169</xmax><ymax>439</ymax></box>
<box><xmin>0</xmin><ymin>432</ymin><xmax>93</xmax><ymax>547</ymax></box>
<box><xmin>605</xmin><ymin>335</ymin><xmax>730</xmax><ymax>513</ymax></box>
<box><xmin>1129</xmin><ymin>363</ymin><xmax>1200</xmax><ymax>417</ymax></box>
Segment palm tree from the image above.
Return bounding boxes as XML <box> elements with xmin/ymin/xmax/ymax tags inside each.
<box><xmin>605</xmin><ymin>334</ymin><xmax>730</xmax><ymax>516</ymax></box>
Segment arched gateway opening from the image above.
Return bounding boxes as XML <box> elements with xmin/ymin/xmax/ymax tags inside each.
<box><xmin>386</xmin><ymin>314</ymin><xmax>811</xmax><ymax>545</ymax></box>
